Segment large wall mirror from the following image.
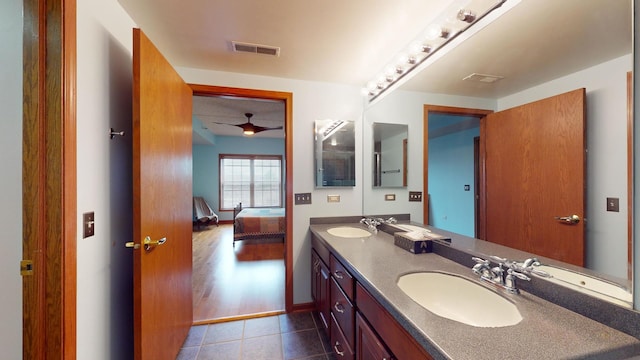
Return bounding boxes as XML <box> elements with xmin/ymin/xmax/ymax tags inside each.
<box><xmin>373</xmin><ymin>123</ymin><xmax>408</xmax><ymax>188</ymax></box>
<box><xmin>315</xmin><ymin>119</ymin><xmax>356</xmax><ymax>187</ymax></box>
<box><xmin>363</xmin><ymin>0</ymin><xmax>633</xmax><ymax>307</ymax></box>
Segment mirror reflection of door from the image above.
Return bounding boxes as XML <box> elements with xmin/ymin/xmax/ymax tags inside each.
<box><xmin>483</xmin><ymin>89</ymin><xmax>586</xmax><ymax>267</ymax></box>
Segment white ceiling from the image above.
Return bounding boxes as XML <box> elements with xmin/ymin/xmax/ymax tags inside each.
<box><xmin>118</xmin><ymin>0</ymin><xmax>631</xmax><ymax>141</ymax></box>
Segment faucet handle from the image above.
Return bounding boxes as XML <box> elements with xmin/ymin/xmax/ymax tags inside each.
<box><xmin>472</xmin><ymin>257</ymin><xmax>489</xmax><ymax>266</ymax></box>
<box><xmin>507</xmin><ymin>268</ymin><xmax>530</xmax><ymax>281</ymax></box>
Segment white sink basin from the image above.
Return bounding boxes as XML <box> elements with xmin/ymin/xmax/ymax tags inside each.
<box><xmin>397</xmin><ymin>272</ymin><xmax>522</xmax><ymax>327</ymax></box>
<box><xmin>327</xmin><ymin>226</ymin><xmax>371</xmax><ymax>238</ymax></box>
<box><xmin>533</xmin><ymin>265</ymin><xmax>632</xmax><ymax>307</ymax></box>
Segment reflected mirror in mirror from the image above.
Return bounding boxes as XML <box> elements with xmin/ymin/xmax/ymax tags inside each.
<box><xmin>362</xmin><ymin>0</ymin><xmax>632</xmax><ymax>306</ymax></box>
<box><xmin>373</xmin><ymin>123</ymin><xmax>408</xmax><ymax>188</ymax></box>
<box><xmin>314</xmin><ymin>120</ymin><xmax>356</xmax><ymax>187</ymax></box>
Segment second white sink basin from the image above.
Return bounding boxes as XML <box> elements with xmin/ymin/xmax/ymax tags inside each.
<box><xmin>327</xmin><ymin>226</ymin><xmax>371</xmax><ymax>238</ymax></box>
<box><xmin>397</xmin><ymin>272</ymin><xmax>522</xmax><ymax>328</ymax></box>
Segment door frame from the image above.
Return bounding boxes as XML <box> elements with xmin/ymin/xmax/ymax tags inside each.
<box><xmin>190</xmin><ymin>84</ymin><xmax>294</xmax><ymax>314</ymax></box>
<box><xmin>23</xmin><ymin>0</ymin><xmax>77</xmax><ymax>358</ymax></box>
<box><xmin>422</xmin><ymin>105</ymin><xmax>492</xmax><ymax>237</ymax></box>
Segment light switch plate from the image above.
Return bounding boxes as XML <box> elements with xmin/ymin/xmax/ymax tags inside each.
<box><xmin>327</xmin><ymin>195</ymin><xmax>340</xmax><ymax>203</ymax></box>
<box><xmin>385</xmin><ymin>194</ymin><xmax>396</xmax><ymax>201</ymax></box>
<box><xmin>607</xmin><ymin>197</ymin><xmax>620</xmax><ymax>212</ymax></box>
<box><xmin>409</xmin><ymin>191</ymin><xmax>422</xmax><ymax>202</ymax></box>
<box><xmin>295</xmin><ymin>192</ymin><xmax>312</xmax><ymax>205</ymax></box>
<box><xmin>83</xmin><ymin>212</ymin><xmax>95</xmax><ymax>238</ymax></box>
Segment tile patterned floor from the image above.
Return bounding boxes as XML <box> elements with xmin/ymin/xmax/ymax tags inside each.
<box><xmin>177</xmin><ymin>311</ymin><xmax>336</xmax><ymax>360</ymax></box>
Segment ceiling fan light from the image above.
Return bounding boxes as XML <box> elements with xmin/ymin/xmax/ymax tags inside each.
<box><xmin>242</xmin><ymin>122</ymin><xmax>256</xmax><ymax>135</ymax></box>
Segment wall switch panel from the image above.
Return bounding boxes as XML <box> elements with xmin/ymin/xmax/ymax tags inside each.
<box><xmin>295</xmin><ymin>192</ymin><xmax>312</xmax><ymax>205</ymax></box>
<box><xmin>327</xmin><ymin>195</ymin><xmax>340</xmax><ymax>203</ymax></box>
<box><xmin>409</xmin><ymin>191</ymin><xmax>423</xmax><ymax>202</ymax></box>
<box><xmin>464</xmin><ymin>185</ymin><xmax>471</xmax><ymax>191</ymax></box>
<box><xmin>385</xmin><ymin>194</ymin><xmax>396</xmax><ymax>201</ymax></box>
<box><xmin>607</xmin><ymin>197</ymin><xmax>620</xmax><ymax>212</ymax></box>
<box><xmin>83</xmin><ymin>212</ymin><xmax>95</xmax><ymax>238</ymax></box>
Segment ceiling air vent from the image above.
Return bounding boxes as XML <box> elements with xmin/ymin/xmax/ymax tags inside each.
<box><xmin>463</xmin><ymin>73</ymin><xmax>504</xmax><ymax>83</ymax></box>
<box><xmin>231</xmin><ymin>41</ymin><xmax>280</xmax><ymax>57</ymax></box>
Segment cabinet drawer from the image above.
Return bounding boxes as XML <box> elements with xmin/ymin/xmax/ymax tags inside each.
<box><xmin>330</xmin><ymin>254</ymin><xmax>354</xmax><ymax>300</ymax></box>
<box><xmin>331</xmin><ymin>313</ymin><xmax>355</xmax><ymax>360</ymax></box>
<box><xmin>331</xmin><ymin>277</ymin><xmax>354</xmax><ymax>350</ymax></box>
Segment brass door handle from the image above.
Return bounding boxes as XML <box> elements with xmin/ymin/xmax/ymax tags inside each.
<box><xmin>125</xmin><ymin>236</ymin><xmax>167</xmax><ymax>250</ymax></box>
<box><xmin>143</xmin><ymin>236</ymin><xmax>167</xmax><ymax>250</ymax></box>
<box><xmin>554</xmin><ymin>214</ymin><xmax>580</xmax><ymax>225</ymax></box>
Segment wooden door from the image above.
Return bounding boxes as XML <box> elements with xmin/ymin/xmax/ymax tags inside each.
<box><xmin>132</xmin><ymin>28</ymin><xmax>193</xmax><ymax>360</ymax></box>
<box><xmin>483</xmin><ymin>88</ymin><xmax>586</xmax><ymax>266</ymax></box>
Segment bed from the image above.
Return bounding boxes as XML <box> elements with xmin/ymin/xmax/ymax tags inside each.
<box><xmin>233</xmin><ymin>203</ymin><xmax>285</xmax><ymax>246</ymax></box>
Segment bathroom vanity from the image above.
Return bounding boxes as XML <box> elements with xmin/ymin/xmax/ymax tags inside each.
<box><xmin>310</xmin><ymin>218</ymin><xmax>640</xmax><ymax>360</ymax></box>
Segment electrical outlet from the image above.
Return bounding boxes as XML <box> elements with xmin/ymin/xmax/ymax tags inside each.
<box><xmin>409</xmin><ymin>191</ymin><xmax>422</xmax><ymax>202</ymax></box>
<box><xmin>385</xmin><ymin>194</ymin><xmax>396</xmax><ymax>201</ymax></box>
<box><xmin>327</xmin><ymin>195</ymin><xmax>340</xmax><ymax>203</ymax></box>
<box><xmin>295</xmin><ymin>192</ymin><xmax>312</xmax><ymax>205</ymax></box>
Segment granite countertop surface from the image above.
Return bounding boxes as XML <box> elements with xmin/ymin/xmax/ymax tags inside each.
<box><xmin>309</xmin><ymin>222</ymin><xmax>640</xmax><ymax>360</ymax></box>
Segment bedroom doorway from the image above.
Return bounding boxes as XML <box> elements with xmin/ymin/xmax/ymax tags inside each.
<box><xmin>190</xmin><ymin>85</ymin><xmax>293</xmax><ymax>323</ymax></box>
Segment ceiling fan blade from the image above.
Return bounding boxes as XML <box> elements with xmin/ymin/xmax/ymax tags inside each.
<box><xmin>252</xmin><ymin>125</ymin><xmax>284</xmax><ymax>133</ymax></box>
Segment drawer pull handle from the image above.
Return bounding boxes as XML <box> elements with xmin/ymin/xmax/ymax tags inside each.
<box><xmin>334</xmin><ymin>301</ymin><xmax>345</xmax><ymax>313</ymax></box>
<box><xmin>334</xmin><ymin>341</ymin><xmax>345</xmax><ymax>357</ymax></box>
<box><xmin>334</xmin><ymin>270</ymin><xmax>344</xmax><ymax>279</ymax></box>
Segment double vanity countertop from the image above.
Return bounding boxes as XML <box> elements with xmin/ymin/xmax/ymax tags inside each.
<box><xmin>309</xmin><ymin>222</ymin><xmax>640</xmax><ymax>360</ymax></box>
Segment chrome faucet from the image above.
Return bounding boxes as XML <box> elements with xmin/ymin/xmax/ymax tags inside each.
<box><xmin>472</xmin><ymin>256</ymin><xmax>531</xmax><ymax>294</ymax></box>
<box><xmin>360</xmin><ymin>217</ymin><xmax>382</xmax><ymax>233</ymax></box>
<box><xmin>360</xmin><ymin>217</ymin><xmax>398</xmax><ymax>233</ymax></box>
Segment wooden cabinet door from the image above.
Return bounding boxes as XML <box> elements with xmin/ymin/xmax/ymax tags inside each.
<box><xmin>319</xmin><ymin>259</ymin><xmax>331</xmax><ymax>332</ymax></box>
<box><xmin>356</xmin><ymin>312</ymin><xmax>393</xmax><ymax>360</ymax></box>
<box><xmin>311</xmin><ymin>250</ymin><xmax>319</xmax><ymax>302</ymax></box>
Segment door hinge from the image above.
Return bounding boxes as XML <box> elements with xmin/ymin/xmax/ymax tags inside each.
<box><xmin>20</xmin><ymin>260</ymin><xmax>33</xmax><ymax>276</ymax></box>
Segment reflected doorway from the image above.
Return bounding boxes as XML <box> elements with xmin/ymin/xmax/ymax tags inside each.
<box><xmin>423</xmin><ymin>105</ymin><xmax>493</xmax><ymax>237</ymax></box>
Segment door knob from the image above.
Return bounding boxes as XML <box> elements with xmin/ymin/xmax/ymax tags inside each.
<box><xmin>554</xmin><ymin>214</ymin><xmax>581</xmax><ymax>225</ymax></box>
<box><xmin>125</xmin><ymin>241</ymin><xmax>140</xmax><ymax>250</ymax></box>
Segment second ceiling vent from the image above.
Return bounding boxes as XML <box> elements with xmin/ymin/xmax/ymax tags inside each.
<box><xmin>231</xmin><ymin>41</ymin><xmax>280</xmax><ymax>57</ymax></box>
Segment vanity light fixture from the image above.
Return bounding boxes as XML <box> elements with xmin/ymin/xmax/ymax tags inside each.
<box><xmin>364</xmin><ymin>0</ymin><xmax>521</xmax><ymax>106</ymax></box>
<box><xmin>321</xmin><ymin>120</ymin><xmax>346</xmax><ymax>139</ymax></box>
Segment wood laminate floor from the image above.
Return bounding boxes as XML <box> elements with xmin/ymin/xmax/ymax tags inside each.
<box><xmin>192</xmin><ymin>224</ymin><xmax>285</xmax><ymax>323</ymax></box>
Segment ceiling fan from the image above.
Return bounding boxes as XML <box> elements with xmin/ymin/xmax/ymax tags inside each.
<box><xmin>214</xmin><ymin>113</ymin><xmax>283</xmax><ymax>135</ymax></box>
